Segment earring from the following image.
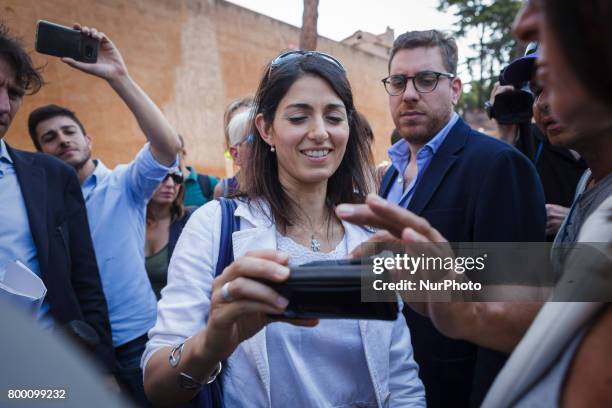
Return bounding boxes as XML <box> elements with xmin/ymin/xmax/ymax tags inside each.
<box><xmin>270</xmin><ymin>146</ymin><xmax>276</xmax><ymax>152</ymax></box>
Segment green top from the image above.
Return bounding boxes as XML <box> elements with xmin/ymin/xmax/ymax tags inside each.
<box><xmin>145</xmin><ymin>244</ymin><xmax>169</xmax><ymax>300</ymax></box>
<box><xmin>183</xmin><ymin>166</ymin><xmax>219</xmax><ymax>207</ymax></box>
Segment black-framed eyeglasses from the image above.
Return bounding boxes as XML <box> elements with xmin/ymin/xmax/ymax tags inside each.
<box><xmin>381</xmin><ymin>71</ymin><xmax>455</xmax><ymax>95</ymax></box>
<box><xmin>269</xmin><ymin>50</ymin><xmax>346</xmax><ymax>77</ymax></box>
<box><xmin>163</xmin><ymin>170</ymin><xmax>184</xmax><ymax>184</ymax></box>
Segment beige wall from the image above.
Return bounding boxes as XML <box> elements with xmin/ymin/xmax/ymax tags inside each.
<box><xmin>3</xmin><ymin>0</ymin><xmax>394</xmax><ymax>176</ymax></box>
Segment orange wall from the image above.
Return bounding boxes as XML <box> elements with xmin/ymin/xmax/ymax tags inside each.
<box><xmin>3</xmin><ymin>0</ymin><xmax>394</xmax><ymax>176</ymax></box>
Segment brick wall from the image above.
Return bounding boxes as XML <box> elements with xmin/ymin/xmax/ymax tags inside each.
<box><xmin>2</xmin><ymin>0</ymin><xmax>394</xmax><ymax>176</ymax></box>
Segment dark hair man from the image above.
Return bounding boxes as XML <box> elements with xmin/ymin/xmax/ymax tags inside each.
<box><xmin>0</xmin><ymin>23</ymin><xmax>114</xmax><ymax>375</ymax></box>
<box><xmin>27</xmin><ymin>24</ymin><xmax>180</xmax><ymax>405</ymax></box>
<box><xmin>374</xmin><ymin>29</ymin><xmax>547</xmax><ymax>407</ymax></box>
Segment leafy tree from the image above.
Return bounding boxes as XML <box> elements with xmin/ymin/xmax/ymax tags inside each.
<box><xmin>438</xmin><ymin>0</ymin><xmax>523</xmax><ymax>111</ymax></box>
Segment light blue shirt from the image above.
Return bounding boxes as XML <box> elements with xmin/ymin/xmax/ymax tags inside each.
<box><xmin>387</xmin><ymin>112</ymin><xmax>459</xmax><ymax>207</ymax></box>
<box><xmin>82</xmin><ymin>144</ymin><xmax>176</xmax><ymax>346</ymax></box>
<box><xmin>0</xmin><ymin>139</ymin><xmax>52</xmax><ymax>328</ymax></box>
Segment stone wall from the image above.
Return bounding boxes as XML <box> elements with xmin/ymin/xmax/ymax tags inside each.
<box><xmin>2</xmin><ymin>0</ymin><xmax>394</xmax><ymax>176</ymax></box>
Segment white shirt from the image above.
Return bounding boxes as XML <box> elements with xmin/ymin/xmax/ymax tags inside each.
<box><xmin>143</xmin><ymin>198</ymin><xmax>426</xmax><ymax>407</ymax></box>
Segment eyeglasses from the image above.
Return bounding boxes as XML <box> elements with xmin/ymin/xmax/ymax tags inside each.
<box><xmin>268</xmin><ymin>51</ymin><xmax>346</xmax><ymax>77</ymax></box>
<box><xmin>240</xmin><ymin>133</ymin><xmax>255</xmax><ymax>146</ymax></box>
<box><xmin>381</xmin><ymin>71</ymin><xmax>455</xmax><ymax>96</ymax></box>
<box><xmin>163</xmin><ymin>171</ymin><xmax>184</xmax><ymax>184</ymax></box>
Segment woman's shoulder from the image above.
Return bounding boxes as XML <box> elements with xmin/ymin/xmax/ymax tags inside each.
<box><xmin>185</xmin><ymin>200</ymin><xmax>223</xmax><ymax>231</ymax></box>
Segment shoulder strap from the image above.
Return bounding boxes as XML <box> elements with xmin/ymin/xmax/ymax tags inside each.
<box><xmin>379</xmin><ymin>165</ymin><xmax>399</xmax><ymax>199</ymax></box>
<box><xmin>198</xmin><ymin>174</ymin><xmax>212</xmax><ymax>201</ymax></box>
<box><xmin>215</xmin><ymin>198</ymin><xmax>240</xmax><ymax>277</ymax></box>
<box><xmin>220</xmin><ymin>178</ymin><xmax>228</xmax><ymax>198</ymax></box>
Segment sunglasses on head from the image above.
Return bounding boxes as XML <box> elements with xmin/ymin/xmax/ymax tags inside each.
<box><xmin>164</xmin><ymin>171</ymin><xmax>184</xmax><ymax>184</ymax></box>
<box><xmin>268</xmin><ymin>50</ymin><xmax>346</xmax><ymax>77</ymax></box>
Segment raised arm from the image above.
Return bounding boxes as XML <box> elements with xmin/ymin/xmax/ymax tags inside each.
<box><xmin>61</xmin><ymin>23</ymin><xmax>179</xmax><ymax>165</ymax></box>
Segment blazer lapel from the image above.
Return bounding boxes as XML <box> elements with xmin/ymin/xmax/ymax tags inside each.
<box><xmin>408</xmin><ymin>118</ymin><xmax>469</xmax><ymax>215</ymax></box>
<box><xmin>7</xmin><ymin>146</ymin><xmax>49</xmax><ymax>269</ymax></box>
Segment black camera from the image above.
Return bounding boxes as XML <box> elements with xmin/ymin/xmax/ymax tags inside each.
<box><xmin>485</xmin><ymin>79</ymin><xmax>534</xmax><ymax>125</ymax></box>
<box><xmin>486</xmin><ymin>44</ymin><xmax>539</xmax><ymax>125</ymax></box>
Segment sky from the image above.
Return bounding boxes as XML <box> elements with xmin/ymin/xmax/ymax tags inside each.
<box><xmin>225</xmin><ymin>0</ymin><xmax>478</xmax><ymax>81</ymax></box>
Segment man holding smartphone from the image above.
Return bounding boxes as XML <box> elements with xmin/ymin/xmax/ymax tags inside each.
<box><xmin>28</xmin><ymin>24</ymin><xmax>180</xmax><ymax>406</ymax></box>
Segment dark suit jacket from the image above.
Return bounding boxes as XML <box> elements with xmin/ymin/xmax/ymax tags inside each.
<box><xmin>380</xmin><ymin>118</ymin><xmax>546</xmax><ymax>407</ymax></box>
<box><xmin>7</xmin><ymin>144</ymin><xmax>115</xmax><ymax>372</ymax></box>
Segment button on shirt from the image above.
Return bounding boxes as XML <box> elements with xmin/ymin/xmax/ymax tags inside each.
<box><xmin>0</xmin><ymin>140</ymin><xmax>52</xmax><ymax>328</ymax></box>
<box><xmin>82</xmin><ymin>144</ymin><xmax>176</xmax><ymax>346</ymax></box>
<box><xmin>386</xmin><ymin>112</ymin><xmax>459</xmax><ymax>207</ymax></box>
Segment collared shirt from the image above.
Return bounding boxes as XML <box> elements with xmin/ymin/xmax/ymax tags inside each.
<box><xmin>386</xmin><ymin>112</ymin><xmax>459</xmax><ymax>207</ymax></box>
<box><xmin>183</xmin><ymin>166</ymin><xmax>218</xmax><ymax>207</ymax></box>
<box><xmin>82</xmin><ymin>143</ymin><xmax>176</xmax><ymax>346</ymax></box>
<box><xmin>0</xmin><ymin>139</ymin><xmax>52</xmax><ymax>328</ymax></box>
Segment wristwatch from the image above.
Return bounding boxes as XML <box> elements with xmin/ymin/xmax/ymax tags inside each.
<box><xmin>169</xmin><ymin>341</ymin><xmax>223</xmax><ymax>390</ymax></box>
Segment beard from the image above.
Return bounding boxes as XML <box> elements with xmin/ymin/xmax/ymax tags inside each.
<box><xmin>71</xmin><ymin>147</ymin><xmax>92</xmax><ymax>171</ymax></box>
<box><xmin>397</xmin><ymin>109</ymin><xmax>452</xmax><ymax>147</ymax></box>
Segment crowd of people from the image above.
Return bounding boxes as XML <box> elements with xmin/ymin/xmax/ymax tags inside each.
<box><xmin>0</xmin><ymin>0</ymin><xmax>610</xmax><ymax>406</ymax></box>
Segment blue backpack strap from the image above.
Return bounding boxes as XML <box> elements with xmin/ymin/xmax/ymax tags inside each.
<box><xmin>192</xmin><ymin>198</ymin><xmax>239</xmax><ymax>408</ymax></box>
<box><xmin>379</xmin><ymin>165</ymin><xmax>399</xmax><ymax>199</ymax></box>
<box><xmin>215</xmin><ymin>198</ymin><xmax>240</xmax><ymax>277</ymax></box>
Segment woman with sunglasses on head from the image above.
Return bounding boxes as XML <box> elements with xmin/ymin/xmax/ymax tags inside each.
<box><xmin>145</xmin><ymin>170</ymin><xmax>194</xmax><ymax>299</ymax></box>
<box><xmin>142</xmin><ymin>51</ymin><xmax>425</xmax><ymax>407</ymax></box>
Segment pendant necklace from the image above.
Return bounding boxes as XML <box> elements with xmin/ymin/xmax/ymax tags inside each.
<box><xmin>310</xmin><ymin>234</ymin><xmax>321</xmax><ymax>252</ymax></box>
<box><xmin>304</xmin><ymin>214</ymin><xmax>324</xmax><ymax>252</ymax></box>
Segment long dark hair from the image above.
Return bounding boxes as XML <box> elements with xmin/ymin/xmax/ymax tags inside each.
<box><xmin>237</xmin><ymin>53</ymin><xmax>373</xmax><ymax>231</ymax></box>
<box><xmin>543</xmin><ymin>0</ymin><xmax>612</xmax><ymax>108</ymax></box>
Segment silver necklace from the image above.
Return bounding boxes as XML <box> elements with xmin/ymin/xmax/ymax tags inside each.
<box><xmin>303</xmin><ymin>214</ymin><xmax>326</xmax><ymax>252</ymax></box>
<box><xmin>310</xmin><ymin>235</ymin><xmax>321</xmax><ymax>252</ymax></box>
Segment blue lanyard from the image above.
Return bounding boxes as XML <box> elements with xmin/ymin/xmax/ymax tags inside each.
<box><xmin>533</xmin><ymin>141</ymin><xmax>544</xmax><ymax>165</ymax></box>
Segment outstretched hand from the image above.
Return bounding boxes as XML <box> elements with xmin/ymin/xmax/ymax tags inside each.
<box><xmin>337</xmin><ymin>194</ymin><xmax>455</xmax><ymax>315</ymax></box>
<box><xmin>336</xmin><ymin>194</ymin><xmax>447</xmax><ymax>243</ymax></box>
<box><xmin>61</xmin><ymin>23</ymin><xmax>128</xmax><ymax>83</ymax></box>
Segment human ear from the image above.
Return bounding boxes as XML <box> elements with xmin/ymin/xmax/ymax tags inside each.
<box><xmin>255</xmin><ymin>113</ymin><xmax>274</xmax><ymax>147</ymax></box>
<box><xmin>229</xmin><ymin>146</ymin><xmax>239</xmax><ymax>161</ymax></box>
<box><xmin>451</xmin><ymin>77</ymin><xmax>462</xmax><ymax>106</ymax></box>
<box><xmin>85</xmin><ymin>134</ymin><xmax>93</xmax><ymax>149</ymax></box>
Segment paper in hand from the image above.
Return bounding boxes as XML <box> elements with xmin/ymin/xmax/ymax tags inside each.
<box><xmin>0</xmin><ymin>260</ymin><xmax>47</xmax><ymax>316</ymax></box>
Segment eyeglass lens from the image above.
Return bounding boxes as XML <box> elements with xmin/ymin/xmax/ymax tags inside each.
<box><xmin>384</xmin><ymin>72</ymin><xmax>447</xmax><ymax>95</ymax></box>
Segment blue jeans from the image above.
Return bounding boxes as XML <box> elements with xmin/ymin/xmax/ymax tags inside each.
<box><xmin>115</xmin><ymin>333</ymin><xmax>150</xmax><ymax>407</ymax></box>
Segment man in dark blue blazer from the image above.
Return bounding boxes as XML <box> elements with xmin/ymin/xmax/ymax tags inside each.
<box><xmin>0</xmin><ymin>24</ymin><xmax>114</xmax><ymax>373</ymax></box>
<box><xmin>374</xmin><ymin>30</ymin><xmax>546</xmax><ymax>407</ymax></box>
